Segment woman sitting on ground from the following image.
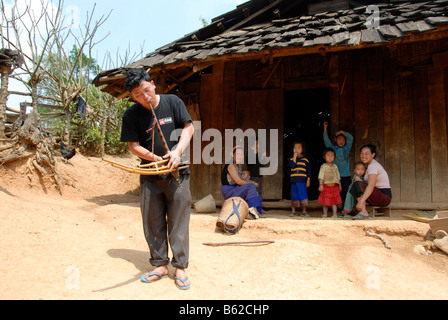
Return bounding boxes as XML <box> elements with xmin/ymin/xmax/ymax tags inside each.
<box><xmin>350</xmin><ymin>144</ymin><xmax>392</xmax><ymax>220</ymax></box>
<box><xmin>221</xmin><ymin>146</ymin><xmax>263</xmax><ymax>218</ymax></box>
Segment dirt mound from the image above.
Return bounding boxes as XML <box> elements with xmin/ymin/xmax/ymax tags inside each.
<box><xmin>1</xmin><ymin>153</ymin><xmax>447</xmax><ymax>300</ymax></box>
<box><xmin>0</xmin><ymin>152</ymin><xmax>140</xmax><ymax>200</ymax></box>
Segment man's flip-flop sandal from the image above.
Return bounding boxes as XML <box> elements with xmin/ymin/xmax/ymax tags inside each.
<box><xmin>174</xmin><ymin>275</ymin><xmax>191</xmax><ymax>290</ymax></box>
<box><xmin>352</xmin><ymin>214</ymin><xmax>369</xmax><ymax>220</ymax></box>
<box><xmin>140</xmin><ymin>272</ymin><xmax>168</xmax><ymax>283</ymax></box>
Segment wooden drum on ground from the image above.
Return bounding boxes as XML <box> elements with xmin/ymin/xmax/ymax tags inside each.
<box><xmin>216</xmin><ymin>197</ymin><xmax>249</xmax><ymax>234</ymax></box>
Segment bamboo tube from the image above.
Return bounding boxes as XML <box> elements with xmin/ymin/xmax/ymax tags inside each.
<box><xmin>138</xmin><ymin>159</ymin><xmax>169</xmax><ymax>168</ymax></box>
<box><xmin>111</xmin><ymin>164</ymin><xmax>189</xmax><ymax>175</ymax></box>
<box><xmin>202</xmin><ymin>240</ymin><xmax>275</xmax><ymax>247</ymax></box>
<box><xmin>103</xmin><ymin>158</ymin><xmax>189</xmax><ymax>176</ymax></box>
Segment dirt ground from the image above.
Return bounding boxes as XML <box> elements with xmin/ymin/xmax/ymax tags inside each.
<box><xmin>1</xmin><ymin>153</ymin><xmax>447</xmax><ymax>301</ymax></box>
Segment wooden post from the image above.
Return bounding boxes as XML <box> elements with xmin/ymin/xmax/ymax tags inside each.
<box><xmin>428</xmin><ymin>66</ymin><xmax>448</xmax><ymax>202</ymax></box>
<box><xmin>329</xmin><ymin>54</ymin><xmax>339</xmax><ymax>135</ymax></box>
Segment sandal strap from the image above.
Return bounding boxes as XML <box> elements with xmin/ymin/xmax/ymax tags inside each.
<box><xmin>174</xmin><ymin>275</ymin><xmax>188</xmax><ymax>283</ymax></box>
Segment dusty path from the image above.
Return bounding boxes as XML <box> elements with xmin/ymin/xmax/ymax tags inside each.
<box><xmin>0</xmin><ymin>155</ymin><xmax>447</xmax><ymax>300</ymax></box>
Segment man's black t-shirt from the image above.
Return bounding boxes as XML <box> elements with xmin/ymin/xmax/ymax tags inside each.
<box><xmin>121</xmin><ymin>94</ymin><xmax>192</xmax><ymax>176</ymax></box>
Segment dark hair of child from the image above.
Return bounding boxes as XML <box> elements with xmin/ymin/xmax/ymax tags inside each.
<box><xmin>292</xmin><ymin>141</ymin><xmax>306</xmax><ymax>154</ymax></box>
<box><xmin>322</xmin><ymin>147</ymin><xmax>335</xmax><ymax>158</ymax></box>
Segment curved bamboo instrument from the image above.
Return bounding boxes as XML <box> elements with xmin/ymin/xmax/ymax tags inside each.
<box><xmin>103</xmin><ymin>158</ymin><xmax>189</xmax><ymax>176</ymax></box>
<box><xmin>148</xmin><ymin>102</ymin><xmax>182</xmax><ymax>187</ymax></box>
<box><xmin>202</xmin><ymin>240</ymin><xmax>275</xmax><ymax>247</ymax></box>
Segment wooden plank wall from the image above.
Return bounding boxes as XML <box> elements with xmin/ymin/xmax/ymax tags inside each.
<box><xmin>191</xmin><ymin>40</ymin><xmax>448</xmax><ymax>204</ymax></box>
<box><xmin>333</xmin><ymin>44</ymin><xmax>448</xmax><ymax>204</ymax></box>
<box><xmin>191</xmin><ymin>60</ymin><xmax>284</xmax><ymax>201</ymax></box>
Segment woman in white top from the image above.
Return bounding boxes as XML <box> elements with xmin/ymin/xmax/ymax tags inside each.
<box><xmin>350</xmin><ymin>144</ymin><xmax>392</xmax><ymax>220</ymax></box>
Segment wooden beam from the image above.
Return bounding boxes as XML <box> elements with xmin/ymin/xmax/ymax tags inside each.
<box><xmin>433</xmin><ymin>50</ymin><xmax>448</xmax><ymax>68</ymax></box>
<box><xmin>226</xmin><ymin>0</ymin><xmax>285</xmax><ymax>32</ymax></box>
<box><xmin>21</xmin><ymin>102</ymin><xmax>63</xmax><ymax>110</ymax></box>
<box><xmin>146</xmin><ymin>27</ymin><xmax>448</xmax><ymax>75</ymax></box>
<box><xmin>163</xmin><ymin>63</ymin><xmax>213</xmax><ymax>93</ymax></box>
<box><xmin>6</xmin><ymin>106</ymin><xmax>20</xmax><ymax>114</ymax></box>
<box><xmin>262</xmin><ymin>58</ymin><xmax>282</xmax><ymax>88</ymax></box>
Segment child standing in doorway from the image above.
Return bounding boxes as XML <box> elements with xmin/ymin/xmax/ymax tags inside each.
<box><xmin>289</xmin><ymin>141</ymin><xmax>311</xmax><ymax>217</ymax></box>
<box><xmin>318</xmin><ymin>148</ymin><xmax>342</xmax><ymax>218</ymax></box>
<box><xmin>323</xmin><ymin>122</ymin><xmax>353</xmax><ymax>208</ymax></box>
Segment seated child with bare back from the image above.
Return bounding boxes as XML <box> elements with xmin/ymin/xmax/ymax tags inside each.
<box><xmin>242</xmin><ymin>169</ymin><xmax>251</xmax><ymax>182</ymax></box>
<box><xmin>342</xmin><ymin>162</ymin><xmax>366</xmax><ymax>216</ymax></box>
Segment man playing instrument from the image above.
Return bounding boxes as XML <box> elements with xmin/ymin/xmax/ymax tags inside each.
<box><xmin>121</xmin><ymin>69</ymin><xmax>194</xmax><ymax>290</ymax></box>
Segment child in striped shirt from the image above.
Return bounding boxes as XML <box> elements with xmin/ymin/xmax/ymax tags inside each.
<box><xmin>289</xmin><ymin>141</ymin><xmax>312</xmax><ymax>217</ymax></box>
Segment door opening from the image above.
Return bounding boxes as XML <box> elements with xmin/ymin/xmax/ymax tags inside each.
<box><xmin>283</xmin><ymin>88</ymin><xmax>331</xmax><ymax>200</ymax></box>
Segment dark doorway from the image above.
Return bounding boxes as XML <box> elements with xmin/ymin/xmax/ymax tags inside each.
<box><xmin>283</xmin><ymin>88</ymin><xmax>331</xmax><ymax>200</ymax></box>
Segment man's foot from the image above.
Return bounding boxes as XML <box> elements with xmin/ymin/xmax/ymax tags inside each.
<box><xmin>174</xmin><ymin>268</ymin><xmax>191</xmax><ymax>290</ymax></box>
<box><xmin>141</xmin><ymin>265</ymin><xmax>169</xmax><ymax>283</ymax></box>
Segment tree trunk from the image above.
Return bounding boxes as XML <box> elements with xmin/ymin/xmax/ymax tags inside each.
<box><xmin>99</xmin><ymin>115</ymin><xmax>107</xmax><ymax>157</ymax></box>
<box><xmin>30</xmin><ymin>76</ymin><xmax>39</xmax><ymax>115</ymax></box>
<box><xmin>0</xmin><ymin>69</ymin><xmax>11</xmax><ymax>138</ymax></box>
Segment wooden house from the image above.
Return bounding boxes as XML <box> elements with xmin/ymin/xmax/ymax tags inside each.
<box><xmin>93</xmin><ymin>0</ymin><xmax>448</xmax><ymax>207</ymax></box>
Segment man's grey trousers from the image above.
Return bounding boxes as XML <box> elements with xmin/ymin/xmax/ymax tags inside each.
<box><xmin>140</xmin><ymin>174</ymin><xmax>191</xmax><ymax>269</ymax></box>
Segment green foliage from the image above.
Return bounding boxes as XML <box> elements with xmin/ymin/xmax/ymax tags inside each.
<box><xmin>37</xmin><ymin>45</ymin><xmax>130</xmax><ymax>156</ymax></box>
<box><xmin>76</xmin><ymin>84</ymin><xmax>131</xmax><ymax>156</ymax></box>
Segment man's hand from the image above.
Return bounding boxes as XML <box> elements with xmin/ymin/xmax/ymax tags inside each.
<box><xmin>153</xmin><ymin>154</ymin><xmax>164</xmax><ymax>162</ymax></box>
<box><xmin>163</xmin><ymin>149</ymin><xmax>182</xmax><ymax>171</ymax></box>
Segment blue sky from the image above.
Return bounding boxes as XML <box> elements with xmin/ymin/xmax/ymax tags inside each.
<box><xmin>4</xmin><ymin>0</ymin><xmax>246</xmax><ymax>108</ymax></box>
<box><xmin>63</xmin><ymin>0</ymin><xmax>246</xmax><ymax>69</ymax></box>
